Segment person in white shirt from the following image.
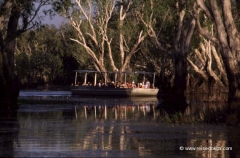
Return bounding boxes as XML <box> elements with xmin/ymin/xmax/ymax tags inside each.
<box><xmin>145</xmin><ymin>80</ymin><xmax>150</xmax><ymax>88</ymax></box>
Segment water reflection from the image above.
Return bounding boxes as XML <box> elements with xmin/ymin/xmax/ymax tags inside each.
<box><xmin>78</xmin><ymin>104</ymin><xmax>157</xmax><ymax>120</ymax></box>
<box><xmin>0</xmin><ymin>109</ymin><xmax>19</xmax><ymax>157</ymax></box>
<box><xmin>17</xmin><ymin>103</ymin><xmax>162</xmax><ymax>157</ymax></box>
<box><xmin>1</xmin><ymin>96</ymin><xmax>240</xmax><ymax>157</ymax></box>
<box><xmin>158</xmin><ymin>93</ymin><xmax>240</xmax><ymax>158</ymax></box>
<box><xmin>19</xmin><ymin>90</ymin><xmax>72</xmax><ymax>97</ymax></box>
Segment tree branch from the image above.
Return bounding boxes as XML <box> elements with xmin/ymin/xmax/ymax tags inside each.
<box><xmin>70</xmin><ymin>38</ymin><xmax>99</xmax><ymax>64</ymax></box>
<box><xmin>175</xmin><ymin>9</ymin><xmax>185</xmax><ymax>52</ymax></box>
<box><xmin>193</xmin><ymin>2</ymin><xmax>220</xmax><ymax>45</ymax></box>
<box><xmin>187</xmin><ymin>57</ymin><xmax>208</xmax><ymax>81</ymax></box>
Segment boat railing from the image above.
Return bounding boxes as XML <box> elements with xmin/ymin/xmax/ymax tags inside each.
<box><xmin>73</xmin><ymin>70</ymin><xmax>157</xmax><ymax>89</ymax></box>
<box><xmin>72</xmin><ymin>82</ymin><xmax>156</xmax><ymax>90</ymax></box>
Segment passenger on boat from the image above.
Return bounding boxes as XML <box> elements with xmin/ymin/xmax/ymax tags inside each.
<box><xmin>123</xmin><ymin>82</ymin><xmax>128</xmax><ymax>88</ymax></box>
<box><xmin>127</xmin><ymin>82</ymin><xmax>132</xmax><ymax>88</ymax></box>
<box><xmin>139</xmin><ymin>83</ymin><xmax>143</xmax><ymax>88</ymax></box>
<box><xmin>132</xmin><ymin>81</ymin><xmax>136</xmax><ymax>88</ymax></box>
<box><xmin>108</xmin><ymin>81</ymin><xmax>115</xmax><ymax>88</ymax></box>
<box><xmin>145</xmin><ymin>80</ymin><xmax>150</xmax><ymax>88</ymax></box>
<box><xmin>87</xmin><ymin>81</ymin><xmax>91</xmax><ymax>86</ymax></box>
<box><xmin>116</xmin><ymin>81</ymin><xmax>121</xmax><ymax>88</ymax></box>
<box><xmin>102</xmin><ymin>83</ymin><xmax>106</xmax><ymax>87</ymax></box>
<box><xmin>106</xmin><ymin>80</ymin><xmax>110</xmax><ymax>87</ymax></box>
<box><xmin>98</xmin><ymin>80</ymin><xmax>103</xmax><ymax>87</ymax></box>
<box><xmin>120</xmin><ymin>81</ymin><xmax>125</xmax><ymax>88</ymax></box>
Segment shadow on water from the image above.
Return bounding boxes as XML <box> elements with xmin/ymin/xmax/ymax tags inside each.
<box><xmin>0</xmin><ymin>108</ymin><xmax>19</xmax><ymax>157</ymax></box>
<box><xmin>157</xmin><ymin>89</ymin><xmax>189</xmax><ymax>114</ymax></box>
<box><xmin>157</xmin><ymin>92</ymin><xmax>240</xmax><ymax>125</ymax></box>
<box><xmin>156</xmin><ymin>92</ymin><xmax>240</xmax><ymax>157</ymax></box>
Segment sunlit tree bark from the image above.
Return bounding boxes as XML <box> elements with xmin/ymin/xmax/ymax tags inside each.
<box><xmin>194</xmin><ymin>0</ymin><xmax>240</xmax><ymax>103</ymax></box>
<box><xmin>61</xmin><ymin>0</ymin><xmax>146</xmax><ymax>80</ymax></box>
<box><xmin>187</xmin><ymin>40</ymin><xmax>228</xmax><ymax>88</ymax></box>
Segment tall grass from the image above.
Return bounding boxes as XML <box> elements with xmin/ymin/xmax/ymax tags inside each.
<box><xmin>161</xmin><ymin>105</ymin><xmax>240</xmax><ymax>126</ymax></box>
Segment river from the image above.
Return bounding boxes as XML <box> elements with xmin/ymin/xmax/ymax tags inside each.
<box><xmin>0</xmin><ymin>90</ymin><xmax>239</xmax><ymax>157</ymax></box>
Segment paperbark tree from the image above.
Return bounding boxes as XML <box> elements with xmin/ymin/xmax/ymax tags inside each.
<box><xmin>194</xmin><ymin>0</ymin><xmax>240</xmax><ymax>103</ymax></box>
<box><xmin>187</xmin><ymin>39</ymin><xmax>228</xmax><ymax>89</ymax></box>
<box><xmin>0</xmin><ymin>0</ymin><xmax>50</xmax><ymax>108</ymax></box>
<box><xmin>138</xmin><ymin>0</ymin><xmax>196</xmax><ymax>103</ymax></box>
<box><xmin>57</xmin><ymin>0</ymin><xmax>146</xmax><ymax>80</ymax></box>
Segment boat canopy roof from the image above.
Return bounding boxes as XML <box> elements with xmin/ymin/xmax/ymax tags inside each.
<box><xmin>73</xmin><ymin>70</ymin><xmax>156</xmax><ymax>75</ymax></box>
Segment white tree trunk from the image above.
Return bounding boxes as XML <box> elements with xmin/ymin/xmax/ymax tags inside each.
<box><xmin>69</xmin><ymin>0</ymin><xmax>146</xmax><ymax>81</ymax></box>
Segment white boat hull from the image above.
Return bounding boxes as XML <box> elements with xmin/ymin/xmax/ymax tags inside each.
<box><xmin>71</xmin><ymin>86</ymin><xmax>158</xmax><ymax>97</ymax></box>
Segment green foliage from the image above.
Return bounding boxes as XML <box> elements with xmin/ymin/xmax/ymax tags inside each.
<box><xmin>59</xmin><ymin>23</ymin><xmax>90</xmax><ymax>67</ymax></box>
<box><xmin>15</xmin><ymin>24</ymin><xmax>83</xmax><ymax>86</ymax></box>
<box><xmin>52</xmin><ymin>0</ymin><xmax>73</xmax><ymax>14</ymax></box>
<box><xmin>160</xmin><ymin>104</ymin><xmax>240</xmax><ymax>126</ymax></box>
<box><xmin>15</xmin><ymin>52</ymin><xmax>30</xmax><ymax>84</ymax></box>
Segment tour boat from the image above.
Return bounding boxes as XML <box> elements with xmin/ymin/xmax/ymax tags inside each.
<box><xmin>71</xmin><ymin>70</ymin><xmax>159</xmax><ymax>97</ymax></box>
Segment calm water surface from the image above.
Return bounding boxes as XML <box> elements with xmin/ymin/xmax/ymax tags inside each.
<box><xmin>0</xmin><ymin>91</ymin><xmax>240</xmax><ymax>157</ymax></box>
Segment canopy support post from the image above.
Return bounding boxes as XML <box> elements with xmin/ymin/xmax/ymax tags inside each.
<box><xmin>84</xmin><ymin>73</ymin><xmax>87</xmax><ymax>85</ymax></box>
<box><xmin>104</xmin><ymin>72</ymin><xmax>107</xmax><ymax>85</ymax></box>
<box><xmin>94</xmin><ymin>73</ymin><xmax>97</xmax><ymax>86</ymax></box>
<box><xmin>124</xmin><ymin>73</ymin><xmax>126</xmax><ymax>83</ymax></box>
<box><xmin>74</xmin><ymin>72</ymin><xmax>77</xmax><ymax>85</ymax></box>
<box><xmin>143</xmin><ymin>73</ymin><xmax>145</xmax><ymax>85</ymax></box>
<box><xmin>153</xmin><ymin>73</ymin><xmax>156</xmax><ymax>88</ymax></box>
<box><xmin>115</xmin><ymin>72</ymin><xmax>117</xmax><ymax>83</ymax></box>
